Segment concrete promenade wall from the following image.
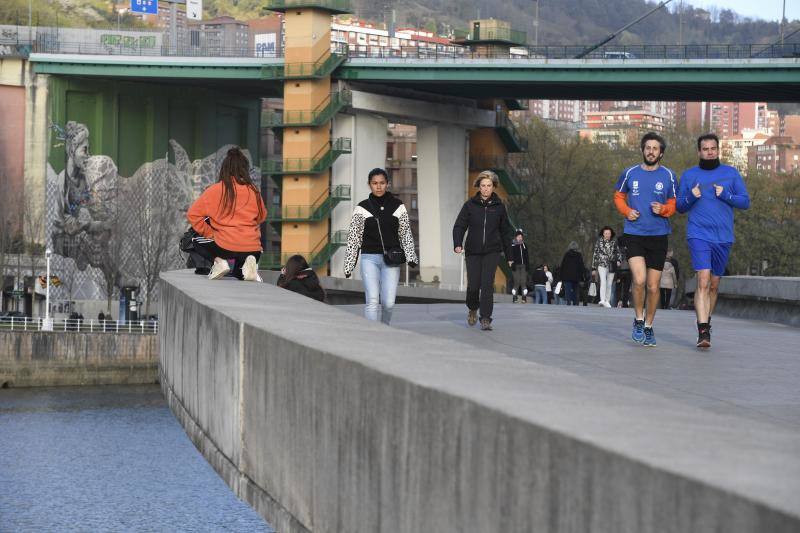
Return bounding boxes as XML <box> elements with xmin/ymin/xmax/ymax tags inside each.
<box><xmin>160</xmin><ymin>270</ymin><xmax>800</xmax><ymax>533</ymax></box>
<box><xmin>0</xmin><ymin>331</ymin><xmax>158</xmax><ymax>387</ymax></box>
<box><xmin>684</xmin><ymin>276</ymin><xmax>800</xmax><ymax>327</ymax></box>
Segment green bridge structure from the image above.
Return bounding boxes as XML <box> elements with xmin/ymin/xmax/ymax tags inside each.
<box><xmin>27</xmin><ymin>43</ymin><xmax>800</xmax><ymax>101</ymax></box>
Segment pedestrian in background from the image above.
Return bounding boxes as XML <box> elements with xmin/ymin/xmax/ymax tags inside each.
<box><xmin>559</xmin><ymin>241</ymin><xmax>586</xmax><ymax>306</ymax></box>
<box><xmin>453</xmin><ymin>170</ymin><xmax>514</xmax><ymax>331</ymax></box>
<box><xmin>660</xmin><ymin>258</ymin><xmax>677</xmax><ymax>310</ymax></box>
<box><xmin>510</xmin><ymin>229</ymin><xmax>529</xmax><ymax>303</ymax></box>
<box><xmin>591</xmin><ymin>226</ymin><xmax>622</xmax><ymax>308</ymax></box>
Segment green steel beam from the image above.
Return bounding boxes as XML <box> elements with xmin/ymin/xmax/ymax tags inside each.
<box><xmin>337</xmin><ymin>62</ymin><xmax>800</xmax><ymax>84</ymax></box>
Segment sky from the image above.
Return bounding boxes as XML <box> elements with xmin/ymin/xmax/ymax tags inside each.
<box><xmin>682</xmin><ymin>1</ymin><xmax>800</xmax><ymax>21</ymax></box>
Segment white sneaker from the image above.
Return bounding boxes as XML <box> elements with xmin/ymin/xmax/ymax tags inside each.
<box><xmin>602</xmin><ymin>301</ymin><xmax>612</xmax><ymax>308</ymax></box>
<box><xmin>242</xmin><ymin>255</ymin><xmax>262</xmax><ymax>282</ymax></box>
<box><xmin>208</xmin><ymin>258</ymin><xmax>231</xmax><ymax>280</ymax></box>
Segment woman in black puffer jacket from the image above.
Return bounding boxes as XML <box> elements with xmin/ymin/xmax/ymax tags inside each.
<box><xmin>452</xmin><ymin>170</ymin><xmax>514</xmax><ymax>331</ymax></box>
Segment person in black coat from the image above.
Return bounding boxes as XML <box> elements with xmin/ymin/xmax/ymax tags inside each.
<box><xmin>559</xmin><ymin>241</ymin><xmax>586</xmax><ymax>306</ymax></box>
<box><xmin>509</xmin><ymin>229</ymin><xmax>530</xmax><ymax>303</ymax></box>
<box><xmin>453</xmin><ymin>170</ymin><xmax>514</xmax><ymax>330</ymax></box>
<box><xmin>277</xmin><ymin>255</ymin><xmax>325</xmax><ymax>302</ymax></box>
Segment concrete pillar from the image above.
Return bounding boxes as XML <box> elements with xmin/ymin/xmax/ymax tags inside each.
<box><xmin>416</xmin><ymin>124</ymin><xmax>468</xmax><ymax>287</ymax></box>
<box><xmin>330</xmin><ymin>111</ymin><xmax>388</xmax><ymax>278</ymax></box>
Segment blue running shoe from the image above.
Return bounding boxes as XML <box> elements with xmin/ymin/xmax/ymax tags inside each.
<box><xmin>632</xmin><ymin>319</ymin><xmax>645</xmax><ymax>343</ymax></box>
<box><xmin>643</xmin><ymin>326</ymin><xmax>656</xmax><ymax>347</ymax></box>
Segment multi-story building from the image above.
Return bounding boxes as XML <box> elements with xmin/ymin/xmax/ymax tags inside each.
<box><xmin>599</xmin><ymin>101</ymin><xmax>679</xmax><ymax>127</ymax></box>
<box><xmin>525</xmin><ymin>100</ymin><xmax>600</xmax><ymax>124</ymax></box>
<box><xmin>705</xmin><ymin>102</ymin><xmax>768</xmax><ymax>137</ymax></box>
<box><xmin>579</xmin><ymin>108</ymin><xmax>667</xmax><ymax>147</ymax></box>
<box><xmin>188</xmin><ymin>16</ymin><xmax>250</xmax><ymax>55</ymax></box>
<box><xmin>748</xmin><ymin>136</ymin><xmax>800</xmax><ymax>174</ymax></box>
<box><xmin>781</xmin><ymin>114</ymin><xmax>800</xmax><ymax>142</ymax></box>
<box><xmin>248</xmin><ymin>15</ymin><xmax>282</xmax><ymax>57</ymax></box>
<box><xmin>331</xmin><ymin>19</ymin><xmax>459</xmax><ymax>57</ymax></box>
<box><xmin>721</xmin><ymin>129</ymin><xmax>771</xmax><ymax>174</ymax></box>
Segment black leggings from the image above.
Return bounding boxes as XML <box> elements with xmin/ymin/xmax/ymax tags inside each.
<box><xmin>466</xmin><ymin>252</ymin><xmax>500</xmax><ymax>320</ymax></box>
<box><xmin>193</xmin><ymin>240</ymin><xmax>260</xmax><ymax>280</ymax></box>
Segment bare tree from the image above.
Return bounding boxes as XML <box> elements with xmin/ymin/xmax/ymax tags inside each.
<box><xmin>122</xmin><ymin>158</ymin><xmax>187</xmax><ymax>316</ymax></box>
<box><xmin>23</xmin><ymin>192</ymin><xmax>46</xmax><ymax>283</ymax></box>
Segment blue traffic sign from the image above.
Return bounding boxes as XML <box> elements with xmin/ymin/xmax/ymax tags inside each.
<box><xmin>130</xmin><ymin>0</ymin><xmax>158</xmax><ymax>15</ymax></box>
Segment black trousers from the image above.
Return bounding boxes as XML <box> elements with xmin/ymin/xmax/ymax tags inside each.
<box><xmin>660</xmin><ymin>288</ymin><xmax>672</xmax><ymax>309</ymax></box>
<box><xmin>193</xmin><ymin>240</ymin><xmax>261</xmax><ymax>280</ymax></box>
<box><xmin>466</xmin><ymin>252</ymin><xmax>500</xmax><ymax>320</ymax></box>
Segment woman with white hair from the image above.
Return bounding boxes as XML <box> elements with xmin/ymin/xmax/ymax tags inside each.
<box><xmin>452</xmin><ymin>170</ymin><xmax>514</xmax><ymax>331</ymax></box>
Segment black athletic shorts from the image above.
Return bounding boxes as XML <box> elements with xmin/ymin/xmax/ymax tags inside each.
<box><xmin>622</xmin><ymin>234</ymin><xmax>668</xmax><ymax>271</ymax></box>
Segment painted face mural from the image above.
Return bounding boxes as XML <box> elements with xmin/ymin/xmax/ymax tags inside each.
<box><xmin>47</xmin><ymin>121</ymin><xmax>259</xmax><ymax>304</ymax></box>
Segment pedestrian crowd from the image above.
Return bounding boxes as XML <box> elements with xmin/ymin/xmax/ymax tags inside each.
<box><xmin>185</xmin><ymin>131</ymin><xmax>748</xmax><ymax>350</ymax></box>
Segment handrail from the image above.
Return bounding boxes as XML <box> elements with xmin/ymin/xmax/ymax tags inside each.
<box><xmin>262</xmin><ymin>89</ymin><xmax>352</xmax><ymax>128</ymax></box>
<box><xmin>495</xmin><ymin>111</ymin><xmax>528</xmax><ymax>153</ymax></box>
<box><xmin>268</xmin><ymin>185</ymin><xmax>351</xmax><ymax>221</ymax></box>
<box><xmin>261</xmin><ymin>137</ymin><xmax>352</xmax><ymax>175</ymax></box>
<box><xmin>0</xmin><ymin>316</ymin><xmax>158</xmax><ymax>334</ymax></box>
<box><xmin>258</xmin><ymin>229</ymin><xmax>348</xmax><ymax>269</ymax></box>
<box><xmin>283</xmin><ymin>44</ymin><xmax>348</xmax><ymax>79</ymax></box>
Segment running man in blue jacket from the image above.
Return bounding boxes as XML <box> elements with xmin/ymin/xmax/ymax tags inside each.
<box><xmin>677</xmin><ymin>133</ymin><xmax>750</xmax><ymax>348</ymax></box>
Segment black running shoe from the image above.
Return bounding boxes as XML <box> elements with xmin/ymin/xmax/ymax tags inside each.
<box><xmin>696</xmin><ymin>323</ymin><xmax>711</xmax><ymax>348</ymax></box>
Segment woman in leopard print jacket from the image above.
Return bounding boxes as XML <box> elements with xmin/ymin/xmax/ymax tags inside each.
<box><xmin>343</xmin><ymin>168</ymin><xmax>418</xmax><ymax>325</ymax></box>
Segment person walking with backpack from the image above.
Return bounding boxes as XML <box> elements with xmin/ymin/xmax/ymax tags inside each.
<box><xmin>453</xmin><ymin>170</ymin><xmax>514</xmax><ymax>330</ymax></box>
<box><xmin>343</xmin><ymin>168</ymin><xmax>418</xmax><ymax>325</ymax></box>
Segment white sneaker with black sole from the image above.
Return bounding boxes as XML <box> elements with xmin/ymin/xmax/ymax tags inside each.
<box><xmin>208</xmin><ymin>258</ymin><xmax>231</xmax><ymax>280</ymax></box>
<box><xmin>242</xmin><ymin>255</ymin><xmax>262</xmax><ymax>282</ymax></box>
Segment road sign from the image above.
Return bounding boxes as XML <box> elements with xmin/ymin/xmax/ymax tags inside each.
<box><xmin>187</xmin><ymin>0</ymin><xmax>202</xmax><ymax>20</ymax></box>
<box><xmin>130</xmin><ymin>0</ymin><xmax>158</xmax><ymax>15</ymax></box>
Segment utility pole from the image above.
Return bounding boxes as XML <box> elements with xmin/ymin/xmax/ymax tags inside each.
<box><xmin>780</xmin><ymin>0</ymin><xmax>787</xmax><ymax>45</ymax></box>
<box><xmin>533</xmin><ymin>0</ymin><xmax>540</xmax><ymax>46</ymax></box>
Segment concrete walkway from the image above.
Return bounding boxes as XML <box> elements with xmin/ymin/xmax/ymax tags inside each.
<box><xmin>342</xmin><ymin>303</ymin><xmax>800</xmax><ymax>429</ymax></box>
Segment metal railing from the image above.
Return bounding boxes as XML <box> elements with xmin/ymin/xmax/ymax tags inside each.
<box><xmin>0</xmin><ymin>317</ymin><xmax>158</xmax><ymax>334</ymax></box>
<box><xmin>262</xmin><ymin>88</ymin><xmax>352</xmax><ymax>127</ymax></box>
<box><xmin>24</xmin><ymin>40</ymin><xmax>284</xmax><ymax>58</ymax></box>
<box><xmin>470</xmin><ymin>154</ymin><xmax>529</xmax><ymax>196</ymax></box>
<box><xmin>268</xmin><ymin>185</ymin><xmax>351</xmax><ymax>221</ymax></box>
<box><xmin>258</xmin><ymin>229</ymin><xmax>348</xmax><ymax>270</ymax></box>
<box><xmin>15</xmin><ymin>38</ymin><xmax>800</xmax><ymax>60</ymax></box>
<box><xmin>495</xmin><ymin>112</ymin><xmax>528</xmax><ymax>153</ymax></box>
<box><xmin>261</xmin><ymin>137</ymin><xmax>352</xmax><ymax>175</ymax></box>
<box><xmin>344</xmin><ymin>43</ymin><xmax>800</xmax><ymax>60</ymax></box>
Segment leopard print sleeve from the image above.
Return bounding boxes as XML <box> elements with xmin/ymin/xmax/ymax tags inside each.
<box><xmin>393</xmin><ymin>204</ymin><xmax>418</xmax><ymax>265</ymax></box>
<box><xmin>343</xmin><ymin>208</ymin><xmax>366</xmax><ymax>277</ymax></box>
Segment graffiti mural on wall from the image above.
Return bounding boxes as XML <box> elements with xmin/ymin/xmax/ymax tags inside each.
<box><xmin>47</xmin><ymin>121</ymin><xmax>260</xmax><ymax>310</ymax></box>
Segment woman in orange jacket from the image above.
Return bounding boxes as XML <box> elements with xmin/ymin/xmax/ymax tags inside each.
<box><xmin>186</xmin><ymin>147</ymin><xmax>266</xmax><ymax>281</ymax></box>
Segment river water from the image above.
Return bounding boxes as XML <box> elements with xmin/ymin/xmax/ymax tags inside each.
<box><xmin>0</xmin><ymin>385</ymin><xmax>272</xmax><ymax>532</ymax></box>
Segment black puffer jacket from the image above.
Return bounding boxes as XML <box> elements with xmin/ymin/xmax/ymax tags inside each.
<box><xmin>452</xmin><ymin>193</ymin><xmax>513</xmax><ymax>257</ymax></box>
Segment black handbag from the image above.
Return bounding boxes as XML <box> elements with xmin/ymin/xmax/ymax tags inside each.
<box><xmin>179</xmin><ymin>227</ymin><xmax>198</xmax><ymax>253</ymax></box>
<box><xmin>369</xmin><ymin>198</ymin><xmax>406</xmax><ymax>266</ymax></box>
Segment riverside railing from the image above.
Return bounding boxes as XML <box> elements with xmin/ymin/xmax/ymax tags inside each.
<box><xmin>0</xmin><ymin>317</ymin><xmax>158</xmax><ymax>334</ymax></box>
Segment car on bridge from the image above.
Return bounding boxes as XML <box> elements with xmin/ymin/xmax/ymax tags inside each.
<box><xmin>603</xmin><ymin>51</ymin><xmax>636</xmax><ymax>60</ymax></box>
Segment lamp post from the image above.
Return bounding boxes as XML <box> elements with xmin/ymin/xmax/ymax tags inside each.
<box><xmin>117</xmin><ymin>7</ymin><xmax>127</xmax><ymax>32</ymax></box>
<box><xmin>43</xmin><ymin>249</ymin><xmax>53</xmax><ymax>331</ymax></box>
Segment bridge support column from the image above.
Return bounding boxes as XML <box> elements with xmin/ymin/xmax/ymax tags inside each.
<box><xmin>417</xmin><ymin>124</ymin><xmax>468</xmax><ymax>287</ymax></box>
<box><xmin>330</xmin><ymin>111</ymin><xmax>388</xmax><ymax>278</ymax></box>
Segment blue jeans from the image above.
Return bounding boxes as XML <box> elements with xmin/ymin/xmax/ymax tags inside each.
<box><xmin>360</xmin><ymin>254</ymin><xmax>401</xmax><ymax>325</ymax></box>
<box><xmin>534</xmin><ymin>286</ymin><xmax>547</xmax><ymax>304</ymax></box>
<box><xmin>564</xmin><ymin>281</ymin><xmax>579</xmax><ymax>305</ymax></box>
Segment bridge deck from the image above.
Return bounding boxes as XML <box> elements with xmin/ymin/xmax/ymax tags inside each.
<box><xmin>344</xmin><ymin>303</ymin><xmax>800</xmax><ymax>429</ymax></box>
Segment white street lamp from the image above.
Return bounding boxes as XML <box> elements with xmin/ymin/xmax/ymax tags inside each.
<box><xmin>43</xmin><ymin>248</ymin><xmax>53</xmax><ymax>331</ymax></box>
